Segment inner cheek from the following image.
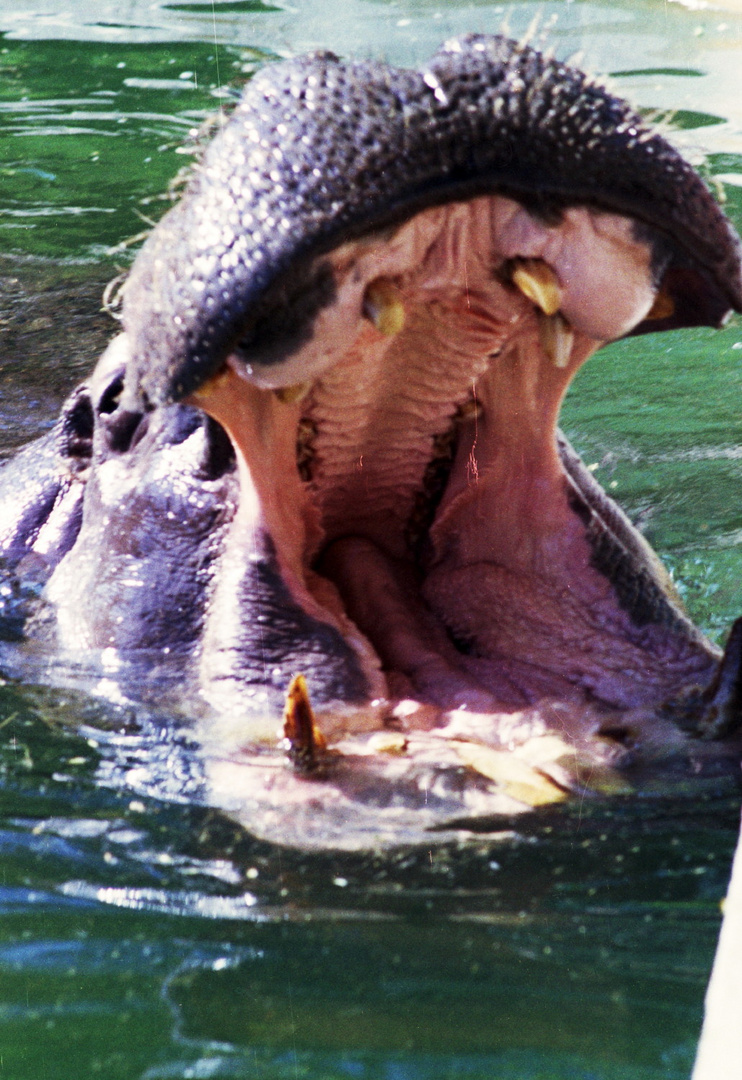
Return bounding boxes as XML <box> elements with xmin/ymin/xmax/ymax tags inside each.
<box><xmin>558</xmin><ymin>246</ymin><xmax>655</xmax><ymax>340</ymax></box>
<box><xmin>565</xmin><ymin>263</ymin><xmax>652</xmax><ymax>339</ymax></box>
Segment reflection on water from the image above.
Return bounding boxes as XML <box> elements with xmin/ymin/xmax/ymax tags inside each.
<box><xmin>1</xmin><ymin>1</ymin><xmax>742</xmax><ymax>1077</ymax></box>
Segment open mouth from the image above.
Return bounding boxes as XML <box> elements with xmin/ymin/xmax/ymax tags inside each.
<box><xmin>181</xmin><ymin>194</ymin><xmax>717</xmax><ymax>716</ymax></box>
<box><xmin>117</xmin><ymin>34</ymin><xmax>742</xmax><ymax>734</ymax></box>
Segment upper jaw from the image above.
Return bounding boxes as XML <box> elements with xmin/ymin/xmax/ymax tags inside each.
<box><xmin>120</xmin><ymin>34</ymin><xmax>742</xmax><ymax>414</ymax></box>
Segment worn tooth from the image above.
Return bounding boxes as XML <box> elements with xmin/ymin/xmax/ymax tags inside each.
<box><xmin>451</xmin><ymin>740</ymin><xmax>568</xmax><ymax>808</ymax></box>
<box><xmin>275</xmin><ymin>382</ymin><xmax>311</xmax><ymax>405</ymax></box>
<box><xmin>367</xmin><ymin>731</ymin><xmax>408</xmax><ymax>755</ymax></box>
<box><xmin>362</xmin><ymin>278</ymin><xmax>405</xmax><ymax>336</ymax></box>
<box><xmin>539</xmin><ymin>310</ymin><xmax>575</xmax><ymax>368</ymax></box>
<box><xmin>455</xmin><ymin>394</ymin><xmax>483</xmax><ymax>423</ymax></box>
<box><xmin>645</xmin><ymin>289</ymin><xmax>675</xmax><ymax>321</ymax></box>
<box><xmin>189</xmin><ymin>364</ymin><xmax>231</xmax><ymax>402</ymax></box>
<box><xmin>510</xmin><ymin>258</ymin><xmax>563</xmax><ymax>316</ymax></box>
<box><xmin>283</xmin><ymin>673</ymin><xmax>326</xmax><ymax>772</ymax></box>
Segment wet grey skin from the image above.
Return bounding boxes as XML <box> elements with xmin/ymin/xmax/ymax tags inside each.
<box><xmin>2</xmin><ymin>33</ymin><xmax>742</xmax><ymax>744</ymax></box>
<box><xmin>121</xmin><ymin>34</ymin><xmax>741</xmax><ymax>406</ymax></box>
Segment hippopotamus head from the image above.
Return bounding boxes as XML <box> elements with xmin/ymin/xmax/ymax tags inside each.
<box><xmin>2</xmin><ymin>35</ymin><xmax>742</xmax><ymax>841</ymax></box>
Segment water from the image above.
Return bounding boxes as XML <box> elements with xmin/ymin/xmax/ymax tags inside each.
<box><xmin>1</xmin><ymin>2</ymin><xmax>742</xmax><ymax>1077</ymax></box>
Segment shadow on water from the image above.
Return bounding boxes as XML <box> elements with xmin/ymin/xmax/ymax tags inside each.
<box><xmin>1</xmin><ymin>3</ymin><xmax>742</xmax><ymax>1078</ymax></box>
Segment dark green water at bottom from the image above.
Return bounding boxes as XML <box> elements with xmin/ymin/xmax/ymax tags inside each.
<box><xmin>2</xmin><ymin>4</ymin><xmax>742</xmax><ymax>1077</ymax></box>
<box><xmin>2</xmin><ymin>907</ymin><xmax>720</xmax><ymax>1079</ymax></box>
<box><xmin>0</xmin><ymin>679</ymin><xmax>737</xmax><ymax>1080</ymax></box>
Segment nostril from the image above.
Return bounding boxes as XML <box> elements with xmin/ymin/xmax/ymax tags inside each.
<box><xmin>96</xmin><ymin>370</ymin><xmax>148</xmax><ymax>453</ymax></box>
<box><xmin>106</xmin><ymin>409</ymin><xmax>148</xmax><ymax>454</ymax></box>
<box><xmin>198</xmin><ymin>416</ymin><xmax>235</xmax><ymax>480</ymax></box>
<box><xmin>98</xmin><ymin>373</ymin><xmax>125</xmax><ymax>415</ymax></box>
<box><xmin>60</xmin><ymin>389</ymin><xmax>94</xmax><ymax>460</ymax></box>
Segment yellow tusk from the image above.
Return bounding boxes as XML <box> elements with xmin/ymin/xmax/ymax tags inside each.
<box><xmin>283</xmin><ymin>673</ymin><xmax>326</xmax><ymax>771</ymax></box>
<box><xmin>509</xmin><ymin>258</ymin><xmax>563</xmax><ymax>316</ymax></box>
<box><xmin>274</xmin><ymin>382</ymin><xmax>312</xmax><ymax>405</ymax></box>
<box><xmin>188</xmin><ymin>364</ymin><xmax>232</xmax><ymax>403</ymax></box>
<box><xmin>362</xmin><ymin>278</ymin><xmax>406</xmax><ymax>336</ymax></box>
<box><xmin>539</xmin><ymin>310</ymin><xmax>575</xmax><ymax>369</ymax></box>
<box><xmin>645</xmin><ymin>290</ymin><xmax>675</xmax><ymax>321</ymax></box>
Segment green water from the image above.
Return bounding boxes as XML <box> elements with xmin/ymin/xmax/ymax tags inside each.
<box><xmin>1</xmin><ymin>3</ymin><xmax>742</xmax><ymax>1078</ymax></box>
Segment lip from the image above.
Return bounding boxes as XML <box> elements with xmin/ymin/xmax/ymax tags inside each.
<box><xmin>120</xmin><ymin>35</ymin><xmax>742</xmax><ymax>414</ymax></box>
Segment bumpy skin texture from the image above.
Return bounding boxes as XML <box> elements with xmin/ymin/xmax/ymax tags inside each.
<box><xmin>0</xmin><ymin>349</ymin><xmax>237</xmax><ymax>655</ymax></box>
<box><xmin>123</xmin><ymin>33</ymin><xmax>742</xmax><ymax>407</ymax></box>
<box><xmin>0</xmin><ymin>384</ymin><xmax>92</xmax><ymax>568</ymax></box>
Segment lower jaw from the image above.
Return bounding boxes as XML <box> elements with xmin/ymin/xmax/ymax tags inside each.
<box><xmin>189</xmin><ymin>355</ymin><xmax>718</xmax><ymax>727</ymax></box>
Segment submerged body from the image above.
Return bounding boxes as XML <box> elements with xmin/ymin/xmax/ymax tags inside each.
<box><xmin>1</xmin><ymin>35</ymin><xmax>742</xmax><ymax>845</ymax></box>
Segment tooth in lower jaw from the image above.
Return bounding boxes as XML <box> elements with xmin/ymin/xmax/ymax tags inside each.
<box><xmin>283</xmin><ymin>673</ymin><xmax>326</xmax><ymax>772</ymax></box>
<box><xmin>509</xmin><ymin>258</ymin><xmax>563</xmax><ymax>316</ymax></box>
<box><xmin>275</xmin><ymin>382</ymin><xmax>312</xmax><ymax>405</ymax></box>
<box><xmin>539</xmin><ymin>310</ymin><xmax>575</xmax><ymax>368</ymax></box>
<box><xmin>645</xmin><ymin>289</ymin><xmax>675</xmax><ymax>321</ymax></box>
<box><xmin>362</xmin><ymin>277</ymin><xmax>405</xmax><ymax>336</ymax></box>
<box><xmin>189</xmin><ymin>363</ymin><xmax>231</xmax><ymax>402</ymax></box>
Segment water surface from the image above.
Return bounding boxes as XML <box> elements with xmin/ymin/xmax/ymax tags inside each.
<box><xmin>1</xmin><ymin>2</ymin><xmax>742</xmax><ymax>1077</ymax></box>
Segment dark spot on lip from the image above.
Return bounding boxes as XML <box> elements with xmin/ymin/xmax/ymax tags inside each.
<box><xmin>234</xmin><ymin>259</ymin><xmax>337</xmax><ymax>372</ymax></box>
<box><xmin>566</xmin><ymin>477</ymin><xmax>686</xmax><ymax>633</ymax></box>
<box><xmin>218</xmin><ymin>531</ymin><xmax>372</xmax><ymax>706</ymax></box>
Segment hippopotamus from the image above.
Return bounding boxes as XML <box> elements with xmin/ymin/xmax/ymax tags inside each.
<box><xmin>2</xmin><ymin>35</ymin><xmax>742</xmax><ymax>845</ymax></box>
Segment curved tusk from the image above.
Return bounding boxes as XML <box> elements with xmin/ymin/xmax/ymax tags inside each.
<box><xmin>362</xmin><ymin>278</ymin><xmax>406</xmax><ymax>336</ymax></box>
<box><xmin>509</xmin><ymin>258</ymin><xmax>563</xmax><ymax>316</ymax></box>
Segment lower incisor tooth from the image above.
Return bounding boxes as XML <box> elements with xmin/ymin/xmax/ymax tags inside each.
<box><xmin>275</xmin><ymin>382</ymin><xmax>311</xmax><ymax>405</ymax></box>
<box><xmin>539</xmin><ymin>310</ymin><xmax>575</xmax><ymax>368</ymax></box>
